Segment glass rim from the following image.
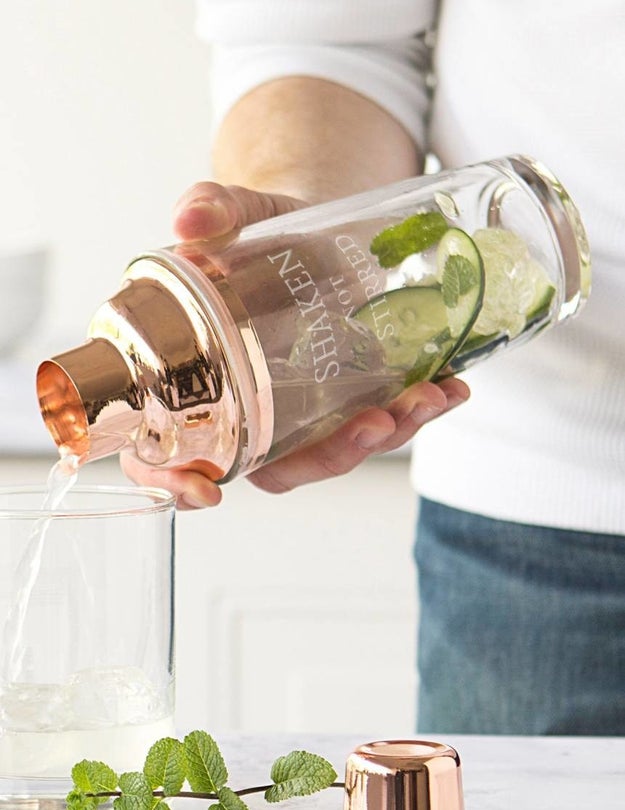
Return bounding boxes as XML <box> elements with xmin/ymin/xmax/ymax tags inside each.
<box><xmin>0</xmin><ymin>484</ymin><xmax>175</xmax><ymax>520</ymax></box>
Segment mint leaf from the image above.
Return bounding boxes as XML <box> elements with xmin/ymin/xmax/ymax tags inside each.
<box><xmin>442</xmin><ymin>263</ymin><xmax>460</xmax><ymax>308</ymax></box>
<box><xmin>442</xmin><ymin>254</ymin><xmax>478</xmax><ymax>308</ymax></box>
<box><xmin>144</xmin><ymin>737</ymin><xmax>186</xmax><ymax>795</ymax></box>
<box><xmin>451</xmin><ymin>254</ymin><xmax>479</xmax><ymax>294</ymax></box>
<box><xmin>66</xmin><ymin>788</ymin><xmax>101</xmax><ymax>810</ymax></box>
<box><xmin>183</xmin><ymin>730</ymin><xmax>228</xmax><ymax>794</ymax></box>
<box><xmin>370</xmin><ymin>212</ymin><xmax>448</xmax><ymax>268</ymax></box>
<box><xmin>265</xmin><ymin>751</ymin><xmax>337</xmax><ymax>803</ymax></box>
<box><xmin>113</xmin><ymin>772</ymin><xmax>154</xmax><ymax>810</ymax></box>
<box><xmin>71</xmin><ymin>759</ymin><xmax>118</xmax><ymax>806</ymax></box>
<box><xmin>216</xmin><ymin>785</ymin><xmax>251</xmax><ymax>810</ymax></box>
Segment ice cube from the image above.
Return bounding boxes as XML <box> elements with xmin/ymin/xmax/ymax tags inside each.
<box><xmin>67</xmin><ymin>665</ymin><xmax>163</xmax><ymax>728</ymax></box>
<box><xmin>0</xmin><ymin>681</ymin><xmax>70</xmax><ymax>731</ymax></box>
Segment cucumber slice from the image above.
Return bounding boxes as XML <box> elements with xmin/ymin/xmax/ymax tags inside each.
<box><xmin>436</xmin><ymin>228</ymin><xmax>485</xmax><ymax>339</ymax></box>
<box><xmin>354</xmin><ymin>228</ymin><xmax>484</xmax><ymax>384</ymax></box>
<box><xmin>354</xmin><ymin>286</ymin><xmax>454</xmax><ymax>370</ymax></box>
<box><xmin>452</xmin><ymin>233</ymin><xmax>557</xmax><ymax>366</ymax></box>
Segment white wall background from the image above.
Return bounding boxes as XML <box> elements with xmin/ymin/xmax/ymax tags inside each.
<box><xmin>1</xmin><ymin>0</ymin><xmax>213</xmax><ymax>356</ymax></box>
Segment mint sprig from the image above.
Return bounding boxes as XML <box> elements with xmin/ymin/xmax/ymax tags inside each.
<box><xmin>67</xmin><ymin>730</ymin><xmax>341</xmax><ymax>810</ymax></box>
<box><xmin>370</xmin><ymin>211</ymin><xmax>448</xmax><ymax>268</ymax></box>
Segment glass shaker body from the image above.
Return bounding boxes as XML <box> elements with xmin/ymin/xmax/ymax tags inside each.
<box><xmin>36</xmin><ymin>155</ymin><xmax>590</xmax><ymax>481</ymax></box>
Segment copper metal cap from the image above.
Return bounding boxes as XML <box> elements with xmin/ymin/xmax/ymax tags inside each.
<box><xmin>37</xmin><ymin>338</ymin><xmax>138</xmax><ymax>462</ymax></box>
<box><xmin>344</xmin><ymin>740</ymin><xmax>463</xmax><ymax>810</ymax></box>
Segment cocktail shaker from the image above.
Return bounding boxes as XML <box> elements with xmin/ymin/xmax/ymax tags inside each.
<box><xmin>36</xmin><ymin>155</ymin><xmax>590</xmax><ymax>482</ymax></box>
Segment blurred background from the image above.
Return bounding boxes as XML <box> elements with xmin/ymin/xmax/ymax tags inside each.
<box><xmin>0</xmin><ymin>0</ymin><xmax>211</xmax><ymax>359</ymax></box>
<box><xmin>1</xmin><ymin>1</ymin><xmax>418</xmax><ymax>738</ymax></box>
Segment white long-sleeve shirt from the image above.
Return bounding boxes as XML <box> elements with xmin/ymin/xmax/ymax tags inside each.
<box><xmin>196</xmin><ymin>0</ymin><xmax>625</xmax><ymax>534</ymax></box>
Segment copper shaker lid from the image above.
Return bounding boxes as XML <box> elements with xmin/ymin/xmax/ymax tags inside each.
<box><xmin>344</xmin><ymin>740</ymin><xmax>464</xmax><ymax>810</ymax></box>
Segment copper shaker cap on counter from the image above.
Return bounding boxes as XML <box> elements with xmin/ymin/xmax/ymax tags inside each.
<box><xmin>344</xmin><ymin>740</ymin><xmax>464</xmax><ymax>810</ymax></box>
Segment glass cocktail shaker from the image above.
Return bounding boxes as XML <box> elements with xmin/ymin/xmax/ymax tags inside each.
<box><xmin>36</xmin><ymin>155</ymin><xmax>591</xmax><ymax>482</ymax></box>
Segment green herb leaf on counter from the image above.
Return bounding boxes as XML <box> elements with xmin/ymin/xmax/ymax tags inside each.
<box><xmin>116</xmin><ymin>771</ymin><xmax>154</xmax><ymax>810</ymax></box>
<box><xmin>143</xmin><ymin>736</ymin><xmax>186</xmax><ymax>795</ymax></box>
<box><xmin>183</xmin><ymin>730</ymin><xmax>228</xmax><ymax>793</ymax></box>
<box><xmin>370</xmin><ymin>211</ymin><xmax>448</xmax><ymax>268</ymax></box>
<box><xmin>66</xmin><ymin>730</ymin><xmax>341</xmax><ymax>810</ymax></box>
<box><xmin>217</xmin><ymin>784</ymin><xmax>253</xmax><ymax>810</ymax></box>
<box><xmin>266</xmin><ymin>750</ymin><xmax>338</xmax><ymax>803</ymax></box>
<box><xmin>68</xmin><ymin>760</ymin><xmax>118</xmax><ymax>809</ymax></box>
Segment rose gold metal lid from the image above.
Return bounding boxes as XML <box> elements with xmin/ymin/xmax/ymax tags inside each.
<box><xmin>344</xmin><ymin>740</ymin><xmax>463</xmax><ymax>810</ymax></box>
<box><xmin>36</xmin><ymin>251</ymin><xmax>274</xmax><ymax>480</ymax></box>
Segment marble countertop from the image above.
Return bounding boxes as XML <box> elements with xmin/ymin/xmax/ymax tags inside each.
<box><xmin>211</xmin><ymin>732</ymin><xmax>623</xmax><ymax>810</ymax></box>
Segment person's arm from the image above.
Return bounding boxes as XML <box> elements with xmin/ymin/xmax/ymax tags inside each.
<box><xmin>212</xmin><ymin>76</ymin><xmax>421</xmax><ymax>202</ymax></box>
<box><xmin>121</xmin><ymin>76</ymin><xmax>470</xmax><ymax>507</ymax></box>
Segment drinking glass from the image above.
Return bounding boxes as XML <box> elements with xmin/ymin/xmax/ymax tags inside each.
<box><xmin>0</xmin><ymin>484</ymin><xmax>176</xmax><ymax>807</ymax></box>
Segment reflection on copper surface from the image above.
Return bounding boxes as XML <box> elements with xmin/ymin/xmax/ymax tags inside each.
<box><xmin>36</xmin><ymin>359</ymin><xmax>90</xmax><ymax>459</ymax></box>
<box><xmin>177</xmin><ymin>457</ymin><xmax>225</xmax><ymax>482</ymax></box>
<box><xmin>36</xmin><ymin>338</ymin><xmax>139</xmax><ymax>462</ymax></box>
<box><xmin>36</xmin><ymin>252</ymin><xmax>273</xmax><ymax>480</ymax></box>
<box><xmin>161</xmin><ymin>352</ymin><xmax>222</xmax><ymax>411</ymax></box>
<box><xmin>344</xmin><ymin>740</ymin><xmax>464</xmax><ymax>810</ymax></box>
<box><xmin>184</xmin><ymin>410</ymin><xmax>213</xmax><ymax>427</ymax></box>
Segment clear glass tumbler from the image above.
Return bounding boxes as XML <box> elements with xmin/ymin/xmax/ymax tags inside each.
<box><xmin>0</xmin><ymin>484</ymin><xmax>176</xmax><ymax>806</ymax></box>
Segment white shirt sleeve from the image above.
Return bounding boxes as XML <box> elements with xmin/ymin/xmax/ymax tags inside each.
<box><xmin>195</xmin><ymin>0</ymin><xmax>437</xmax><ymax>148</ymax></box>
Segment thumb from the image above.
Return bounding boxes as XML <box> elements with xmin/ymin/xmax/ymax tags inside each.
<box><xmin>173</xmin><ymin>182</ymin><xmax>308</xmax><ymax>241</ymax></box>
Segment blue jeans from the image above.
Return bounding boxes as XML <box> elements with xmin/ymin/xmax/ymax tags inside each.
<box><xmin>415</xmin><ymin>498</ymin><xmax>625</xmax><ymax>735</ymax></box>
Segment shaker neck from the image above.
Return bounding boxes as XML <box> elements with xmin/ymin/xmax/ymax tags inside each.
<box><xmin>36</xmin><ymin>338</ymin><xmax>140</xmax><ymax>462</ymax></box>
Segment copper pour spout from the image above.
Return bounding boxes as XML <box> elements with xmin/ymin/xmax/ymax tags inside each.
<box><xmin>37</xmin><ymin>338</ymin><xmax>141</xmax><ymax>462</ymax></box>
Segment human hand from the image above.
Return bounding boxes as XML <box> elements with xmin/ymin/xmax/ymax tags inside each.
<box><xmin>120</xmin><ymin>182</ymin><xmax>470</xmax><ymax>509</ymax></box>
